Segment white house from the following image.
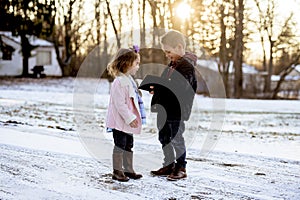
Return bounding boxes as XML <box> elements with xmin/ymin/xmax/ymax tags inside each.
<box><xmin>196</xmin><ymin>59</ymin><xmax>259</xmax><ymax>96</ymax></box>
<box><xmin>271</xmin><ymin>64</ymin><xmax>300</xmax><ymax>99</ymax></box>
<box><xmin>271</xmin><ymin>64</ymin><xmax>300</xmax><ymax>82</ymax></box>
<box><xmin>0</xmin><ymin>31</ymin><xmax>63</xmax><ymax>77</ymax></box>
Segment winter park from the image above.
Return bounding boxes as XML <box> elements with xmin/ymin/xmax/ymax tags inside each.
<box><xmin>1</xmin><ymin>0</ymin><xmax>300</xmax><ymax>200</ymax></box>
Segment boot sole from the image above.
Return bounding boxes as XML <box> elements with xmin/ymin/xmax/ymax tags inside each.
<box><xmin>124</xmin><ymin>173</ymin><xmax>143</xmax><ymax>179</ymax></box>
<box><xmin>112</xmin><ymin>175</ymin><xmax>129</xmax><ymax>182</ymax></box>
<box><xmin>167</xmin><ymin>175</ymin><xmax>187</xmax><ymax>181</ymax></box>
<box><xmin>150</xmin><ymin>172</ymin><xmax>170</xmax><ymax>177</ymax></box>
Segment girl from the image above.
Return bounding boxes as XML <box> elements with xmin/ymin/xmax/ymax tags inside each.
<box><xmin>106</xmin><ymin>46</ymin><xmax>145</xmax><ymax>182</ymax></box>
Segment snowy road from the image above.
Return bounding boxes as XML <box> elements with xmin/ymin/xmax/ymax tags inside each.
<box><xmin>0</xmin><ymin>78</ymin><xmax>299</xmax><ymax>199</ymax></box>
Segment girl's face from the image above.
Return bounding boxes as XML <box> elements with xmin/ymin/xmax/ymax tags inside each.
<box><xmin>127</xmin><ymin>56</ymin><xmax>140</xmax><ymax>75</ymax></box>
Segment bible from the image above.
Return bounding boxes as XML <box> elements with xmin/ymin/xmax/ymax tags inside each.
<box><xmin>138</xmin><ymin>75</ymin><xmax>167</xmax><ymax>91</ymax></box>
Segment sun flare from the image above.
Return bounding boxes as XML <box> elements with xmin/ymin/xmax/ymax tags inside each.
<box><xmin>176</xmin><ymin>2</ymin><xmax>193</xmax><ymax>20</ymax></box>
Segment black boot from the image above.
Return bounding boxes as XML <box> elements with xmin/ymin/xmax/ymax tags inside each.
<box><xmin>123</xmin><ymin>151</ymin><xmax>142</xmax><ymax>180</ymax></box>
<box><xmin>112</xmin><ymin>152</ymin><xmax>129</xmax><ymax>182</ymax></box>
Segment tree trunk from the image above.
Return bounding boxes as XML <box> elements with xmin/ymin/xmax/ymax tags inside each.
<box><xmin>106</xmin><ymin>0</ymin><xmax>121</xmax><ymax>48</ymax></box>
<box><xmin>95</xmin><ymin>0</ymin><xmax>101</xmax><ymax>46</ymax></box>
<box><xmin>139</xmin><ymin>0</ymin><xmax>146</xmax><ymax>47</ymax></box>
<box><xmin>148</xmin><ymin>1</ymin><xmax>159</xmax><ymax>47</ymax></box>
<box><xmin>21</xmin><ymin>34</ymin><xmax>30</xmax><ymax>77</ymax></box>
<box><xmin>168</xmin><ymin>0</ymin><xmax>180</xmax><ymax>30</ymax></box>
<box><xmin>219</xmin><ymin>4</ymin><xmax>230</xmax><ymax>97</ymax></box>
<box><xmin>233</xmin><ymin>0</ymin><xmax>244</xmax><ymax>98</ymax></box>
<box><xmin>271</xmin><ymin>54</ymin><xmax>300</xmax><ymax>99</ymax></box>
<box><xmin>265</xmin><ymin>39</ymin><xmax>274</xmax><ymax>94</ymax></box>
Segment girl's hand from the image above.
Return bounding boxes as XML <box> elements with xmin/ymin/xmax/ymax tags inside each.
<box><xmin>129</xmin><ymin>119</ymin><xmax>138</xmax><ymax>128</ymax></box>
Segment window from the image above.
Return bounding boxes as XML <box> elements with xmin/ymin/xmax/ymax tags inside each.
<box><xmin>1</xmin><ymin>47</ymin><xmax>13</xmax><ymax>60</ymax></box>
<box><xmin>36</xmin><ymin>51</ymin><xmax>51</xmax><ymax>65</ymax></box>
<box><xmin>0</xmin><ymin>40</ymin><xmax>15</xmax><ymax>60</ymax></box>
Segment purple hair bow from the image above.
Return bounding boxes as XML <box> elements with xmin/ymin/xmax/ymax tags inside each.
<box><xmin>133</xmin><ymin>45</ymin><xmax>140</xmax><ymax>53</ymax></box>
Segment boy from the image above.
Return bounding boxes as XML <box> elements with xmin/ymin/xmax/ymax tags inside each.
<box><xmin>150</xmin><ymin>30</ymin><xmax>197</xmax><ymax>181</ymax></box>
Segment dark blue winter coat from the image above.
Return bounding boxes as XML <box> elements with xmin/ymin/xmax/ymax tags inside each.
<box><xmin>151</xmin><ymin>52</ymin><xmax>197</xmax><ymax>121</ymax></box>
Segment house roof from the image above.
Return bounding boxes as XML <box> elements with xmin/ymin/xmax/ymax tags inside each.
<box><xmin>0</xmin><ymin>31</ymin><xmax>53</xmax><ymax>47</ymax></box>
<box><xmin>295</xmin><ymin>65</ymin><xmax>300</xmax><ymax>73</ymax></box>
<box><xmin>271</xmin><ymin>75</ymin><xmax>300</xmax><ymax>81</ymax></box>
<box><xmin>197</xmin><ymin>59</ymin><xmax>258</xmax><ymax>74</ymax></box>
<box><xmin>271</xmin><ymin>64</ymin><xmax>300</xmax><ymax>81</ymax></box>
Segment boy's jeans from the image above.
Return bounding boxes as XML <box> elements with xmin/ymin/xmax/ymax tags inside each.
<box><xmin>158</xmin><ymin>119</ymin><xmax>187</xmax><ymax>168</ymax></box>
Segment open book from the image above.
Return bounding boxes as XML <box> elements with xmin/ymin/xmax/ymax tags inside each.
<box><xmin>138</xmin><ymin>75</ymin><xmax>167</xmax><ymax>91</ymax></box>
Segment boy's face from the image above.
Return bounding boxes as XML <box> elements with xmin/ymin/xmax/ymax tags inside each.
<box><xmin>161</xmin><ymin>44</ymin><xmax>183</xmax><ymax>62</ymax></box>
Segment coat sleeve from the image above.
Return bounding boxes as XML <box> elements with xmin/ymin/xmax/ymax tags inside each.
<box><xmin>111</xmin><ymin>80</ymin><xmax>136</xmax><ymax>125</ymax></box>
<box><xmin>150</xmin><ymin>68</ymin><xmax>168</xmax><ymax>112</ymax></box>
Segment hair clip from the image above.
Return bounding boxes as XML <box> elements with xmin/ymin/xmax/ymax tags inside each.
<box><xmin>132</xmin><ymin>45</ymin><xmax>140</xmax><ymax>53</ymax></box>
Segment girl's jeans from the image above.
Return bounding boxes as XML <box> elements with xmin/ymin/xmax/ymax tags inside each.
<box><xmin>112</xmin><ymin>129</ymin><xmax>133</xmax><ymax>153</ymax></box>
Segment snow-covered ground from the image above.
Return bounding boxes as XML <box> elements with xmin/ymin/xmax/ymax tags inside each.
<box><xmin>0</xmin><ymin>77</ymin><xmax>299</xmax><ymax>200</ymax></box>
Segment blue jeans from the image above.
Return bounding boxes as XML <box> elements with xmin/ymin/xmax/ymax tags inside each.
<box><xmin>112</xmin><ymin>129</ymin><xmax>133</xmax><ymax>153</ymax></box>
<box><xmin>157</xmin><ymin>119</ymin><xmax>186</xmax><ymax>168</ymax></box>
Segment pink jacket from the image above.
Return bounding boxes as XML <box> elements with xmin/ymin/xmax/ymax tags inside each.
<box><xmin>106</xmin><ymin>73</ymin><xmax>142</xmax><ymax>134</ymax></box>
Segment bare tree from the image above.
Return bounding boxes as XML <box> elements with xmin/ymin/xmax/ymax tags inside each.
<box><xmin>0</xmin><ymin>0</ymin><xmax>56</xmax><ymax>77</ymax></box>
<box><xmin>253</xmin><ymin>0</ymin><xmax>300</xmax><ymax>96</ymax></box>
<box><xmin>264</xmin><ymin>0</ymin><xmax>275</xmax><ymax>93</ymax></box>
<box><xmin>233</xmin><ymin>0</ymin><xmax>244</xmax><ymax>98</ymax></box>
<box><xmin>271</xmin><ymin>18</ymin><xmax>300</xmax><ymax>98</ymax></box>
<box><xmin>51</xmin><ymin>0</ymin><xmax>86</xmax><ymax>76</ymax></box>
<box><xmin>213</xmin><ymin>0</ymin><xmax>236</xmax><ymax>97</ymax></box>
<box><xmin>272</xmin><ymin>52</ymin><xmax>300</xmax><ymax>99</ymax></box>
<box><xmin>139</xmin><ymin>0</ymin><xmax>146</xmax><ymax>47</ymax></box>
<box><xmin>105</xmin><ymin>0</ymin><xmax>120</xmax><ymax>48</ymax></box>
<box><xmin>252</xmin><ymin>0</ymin><xmax>267</xmax><ymax>71</ymax></box>
<box><xmin>148</xmin><ymin>1</ymin><xmax>160</xmax><ymax>47</ymax></box>
<box><xmin>94</xmin><ymin>0</ymin><xmax>102</xmax><ymax>46</ymax></box>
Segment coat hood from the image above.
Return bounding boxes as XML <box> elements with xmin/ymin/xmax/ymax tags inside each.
<box><xmin>183</xmin><ymin>52</ymin><xmax>197</xmax><ymax>66</ymax></box>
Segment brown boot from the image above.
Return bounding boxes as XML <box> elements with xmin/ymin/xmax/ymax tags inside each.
<box><xmin>112</xmin><ymin>170</ymin><xmax>129</xmax><ymax>182</ymax></box>
<box><xmin>124</xmin><ymin>172</ymin><xmax>142</xmax><ymax>179</ymax></box>
<box><xmin>123</xmin><ymin>151</ymin><xmax>142</xmax><ymax>180</ymax></box>
<box><xmin>150</xmin><ymin>163</ymin><xmax>174</xmax><ymax>176</ymax></box>
<box><xmin>112</xmin><ymin>152</ymin><xmax>129</xmax><ymax>182</ymax></box>
<box><xmin>167</xmin><ymin>167</ymin><xmax>187</xmax><ymax>181</ymax></box>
